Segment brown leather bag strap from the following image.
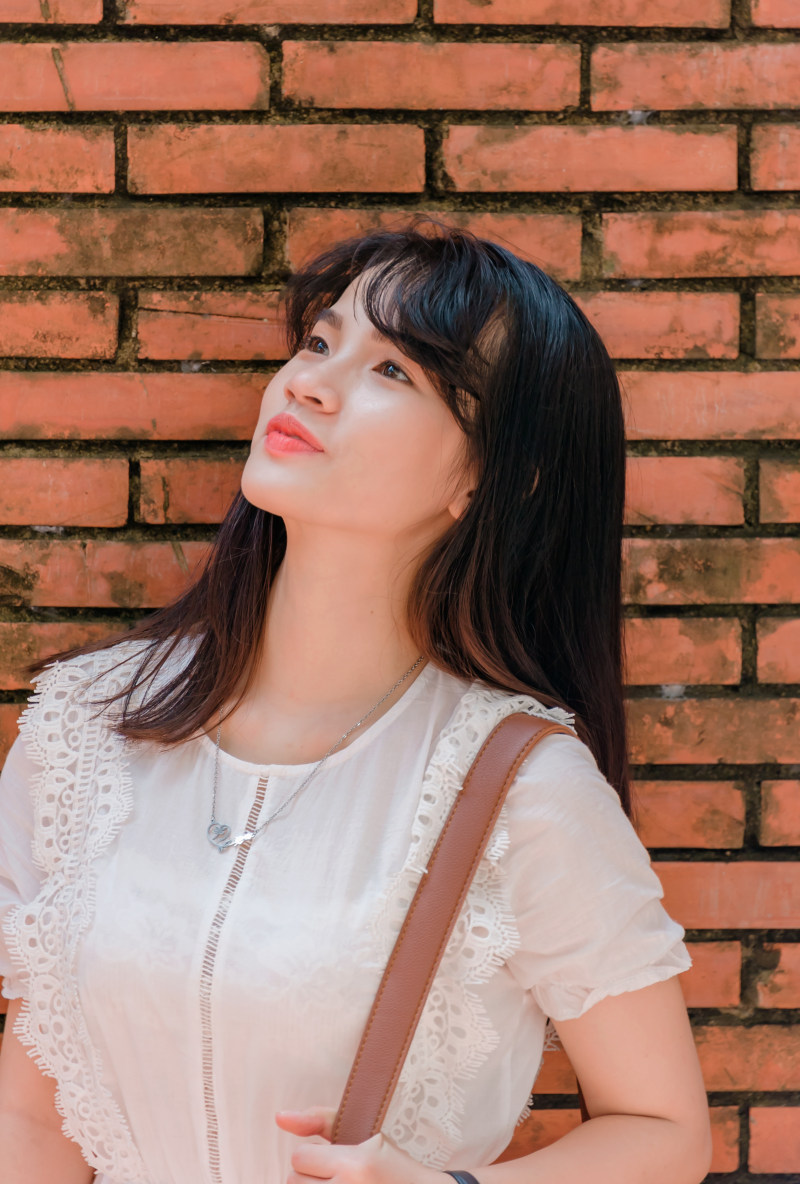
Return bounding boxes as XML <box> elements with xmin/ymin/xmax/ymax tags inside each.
<box><xmin>332</xmin><ymin>711</ymin><xmax>579</xmax><ymax>1146</ymax></box>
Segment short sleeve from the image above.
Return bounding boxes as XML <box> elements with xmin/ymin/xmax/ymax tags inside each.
<box><xmin>0</xmin><ymin>730</ymin><xmax>45</xmax><ymax>1001</ymax></box>
<box><xmin>503</xmin><ymin>730</ymin><xmax>691</xmax><ymax>1022</ymax></box>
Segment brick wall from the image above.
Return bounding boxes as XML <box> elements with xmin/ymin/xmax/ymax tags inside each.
<box><xmin>0</xmin><ymin>0</ymin><xmax>798</xmax><ymax>1177</ymax></box>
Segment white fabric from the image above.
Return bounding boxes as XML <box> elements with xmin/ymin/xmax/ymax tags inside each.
<box><xmin>0</xmin><ymin>641</ymin><xmax>691</xmax><ymax>1184</ymax></box>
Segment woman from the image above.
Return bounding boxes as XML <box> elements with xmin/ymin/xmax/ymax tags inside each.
<box><xmin>0</xmin><ymin>222</ymin><xmax>712</xmax><ymax>1184</ymax></box>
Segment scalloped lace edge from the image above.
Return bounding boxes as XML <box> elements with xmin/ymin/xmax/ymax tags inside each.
<box><xmin>372</xmin><ymin>684</ymin><xmax>577</xmax><ymax>1167</ymax></box>
<box><xmin>4</xmin><ymin>643</ymin><xmax>150</xmax><ymax>1182</ymax></box>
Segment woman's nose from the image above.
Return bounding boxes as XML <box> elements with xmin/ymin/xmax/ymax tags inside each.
<box><xmin>285</xmin><ymin>361</ymin><xmax>340</xmax><ymax>410</ymax></box>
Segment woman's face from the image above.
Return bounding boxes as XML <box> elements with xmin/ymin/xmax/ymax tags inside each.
<box><xmin>241</xmin><ymin>275</ymin><xmax>474</xmax><ymax>546</ymax></box>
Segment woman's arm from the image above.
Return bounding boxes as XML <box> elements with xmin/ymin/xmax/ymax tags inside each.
<box><xmin>279</xmin><ymin>978</ymin><xmax>711</xmax><ymax>1184</ymax></box>
<box><xmin>477</xmin><ymin>976</ymin><xmax>712</xmax><ymax>1184</ymax></box>
<box><xmin>0</xmin><ymin>997</ymin><xmax>95</xmax><ymax>1184</ymax></box>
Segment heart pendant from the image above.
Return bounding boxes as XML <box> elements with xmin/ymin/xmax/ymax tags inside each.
<box><xmin>207</xmin><ymin>822</ymin><xmax>232</xmax><ymax>851</ymax></box>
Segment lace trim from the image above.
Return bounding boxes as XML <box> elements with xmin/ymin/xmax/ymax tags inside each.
<box><xmin>3</xmin><ymin>643</ymin><xmax>150</xmax><ymax>1182</ymax></box>
<box><xmin>371</xmin><ymin>685</ymin><xmax>577</xmax><ymax>1168</ymax></box>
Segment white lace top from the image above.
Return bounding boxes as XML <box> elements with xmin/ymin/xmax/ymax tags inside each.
<box><xmin>0</xmin><ymin>642</ymin><xmax>691</xmax><ymax>1184</ymax></box>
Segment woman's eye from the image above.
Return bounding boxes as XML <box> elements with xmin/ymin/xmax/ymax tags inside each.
<box><xmin>299</xmin><ymin>333</ymin><xmax>327</xmax><ymax>354</ymax></box>
<box><xmin>378</xmin><ymin>360</ymin><xmax>411</xmax><ymax>383</ymax></box>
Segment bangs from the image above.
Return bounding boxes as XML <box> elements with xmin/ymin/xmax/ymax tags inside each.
<box><xmin>282</xmin><ymin>220</ymin><xmax>517</xmax><ymax>432</ymax></box>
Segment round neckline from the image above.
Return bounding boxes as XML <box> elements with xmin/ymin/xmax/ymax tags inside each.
<box><xmin>195</xmin><ymin>660</ymin><xmax>437</xmax><ymax>777</ymax></box>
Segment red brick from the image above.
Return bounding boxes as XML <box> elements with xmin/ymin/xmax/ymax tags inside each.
<box><xmin>755</xmin><ymin>944</ymin><xmax>800</xmax><ymax>1007</ymax></box>
<box><xmin>750</xmin><ymin>1107</ymin><xmax>800</xmax><ymax>1172</ymax></box>
<box><xmin>0</xmin><ymin>458</ymin><xmax>128</xmax><ymax>527</ymax></box>
<box><xmin>628</xmin><ymin>698</ymin><xmax>800</xmax><ymax>764</ymax></box>
<box><xmin>659</xmin><ymin>862</ymin><xmax>800</xmax><ymax>929</ymax></box>
<box><xmin>621</xmin><ymin>371</ymin><xmax>800</xmax><ymax>440</ymax></box>
<box><xmin>760</xmin><ymin>461</ymin><xmax>800</xmax><ymax>523</ymax></box>
<box><xmin>760</xmin><ymin>781</ymin><xmax>800</xmax><ymax>845</ymax></box>
<box><xmin>0</xmin><ymin>705</ymin><xmax>22</xmax><ymax>765</ymax></box>
<box><xmin>752</xmin><ymin>124</ymin><xmax>800</xmax><ymax>190</ymax></box>
<box><xmin>286</xmin><ymin>208</ymin><xmax>583</xmax><ymax>281</ymax></box>
<box><xmin>592</xmin><ymin>43</ymin><xmax>800</xmax><ymax>111</ymax></box>
<box><xmin>0</xmin><ymin>373</ymin><xmax>264</xmax><ymax>441</ymax></box>
<box><xmin>695</xmin><ymin>1026</ymin><xmax>800</xmax><ymax>1091</ymax></box>
<box><xmin>434</xmin><ymin>0</ymin><xmax>731</xmax><ymax>25</ymax></box>
<box><xmin>284</xmin><ymin>41</ymin><xmax>579</xmax><ymax>111</ymax></box>
<box><xmin>603</xmin><ymin>211</ymin><xmax>800</xmax><ymax>278</ymax></box>
<box><xmin>624</xmin><ymin>539</ymin><xmax>800</xmax><ymax>604</ymax></box>
<box><xmin>128</xmin><ymin>125</ymin><xmax>425</xmax><ymax>195</ymax></box>
<box><xmin>0</xmin><ymin>208</ymin><xmax>261</xmax><ymax>277</ymax></box>
<box><xmin>119</xmin><ymin>0</ymin><xmax>415</xmax><ymax>21</ymax></box>
<box><xmin>752</xmin><ymin>0</ymin><xmax>800</xmax><ymax>25</ymax></box>
<box><xmin>756</xmin><ymin>293</ymin><xmax>800</xmax><ymax>358</ymax></box>
<box><xmin>625</xmin><ymin>457</ymin><xmax>745</xmax><ymax>525</ymax></box>
<box><xmin>0</xmin><ymin>0</ymin><xmax>100</xmax><ymax>18</ymax></box>
<box><xmin>0</xmin><ymin>43</ymin><xmax>269</xmax><ymax>112</ymax></box>
<box><xmin>444</xmin><ymin>125</ymin><xmax>736</xmax><ymax>192</ymax></box>
<box><xmin>680</xmin><ymin>942</ymin><xmax>741</xmax><ymax>1008</ymax></box>
<box><xmin>138</xmin><ymin>290</ymin><xmax>285</xmax><ymax>361</ymax></box>
<box><xmin>496</xmin><ymin>1109</ymin><xmax>581</xmax><ymax>1161</ymax></box>
<box><xmin>139</xmin><ymin>458</ymin><xmax>243</xmax><ymax>524</ymax></box>
<box><xmin>0</xmin><ymin>541</ymin><xmax>209</xmax><ymax>609</ymax></box>
<box><xmin>577</xmin><ymin>291</ymin><xmax>739</xmax><ymax>360</ymax></box>
<box><xmin>0</xmin><ymin>622</ymin><xmax>114</xmax><ymax>689</ymax></box>
<box><xmin>0</xmin><ymin>125</ymin><xmax>113</xmax><ymax>194</ymax></box>
<box><xmin>0</xmin><ymin>292</ymin><xmax>117</xmax><ymax>359</ymax></box>
<box><xmin>757</xmin><ymin>618</ymin><xmax>800</xmax><ymax>682</ymax></box>
<box><xmin>634</xmin><ymin>779</ymin><xmax>745</xmax><ymax>847</ymax></box>
<box><xmin>624</xmin><ymin>617</ymin><xmax>742</xmax><ymax>685</ymax></box>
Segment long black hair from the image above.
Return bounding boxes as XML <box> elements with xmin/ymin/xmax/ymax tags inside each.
<box><xmin>32</xmin><ymin>219</ymin><xmax>632</xmax><ymax>815</ymax></box>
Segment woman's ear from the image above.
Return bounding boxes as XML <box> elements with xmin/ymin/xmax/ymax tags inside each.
<box><xmin>447</xmin><ymin>487</ymin><xmax>474</xmax><ymax>521</ymax></box>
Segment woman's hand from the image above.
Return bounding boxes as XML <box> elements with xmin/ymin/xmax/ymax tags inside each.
<box><xmin>275</xmin><ymin>1107</ymin><xmax>444</xmax><ymax>1183</ymax></box>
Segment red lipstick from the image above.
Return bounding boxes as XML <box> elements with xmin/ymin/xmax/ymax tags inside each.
<box><xmin>265</xmin><ymin>412</ymin><xmax>324</xmax><ymax>455</ymax></box>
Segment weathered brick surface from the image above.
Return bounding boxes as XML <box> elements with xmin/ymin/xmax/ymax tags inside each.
<box><xmin>0</xmin><ymin>373</ymin><xmax>264</xmax><ymax>440</ymax></box>
<box><xmin>593</xmin><ymin>44</ymin><xmax>800</xmax><ymax>111</ymax></box>
<box><xmin>0</xmin><ymin>208</ymin><xmax>262</xmax><ymax>276</ymax></box>
<box><xmin>284</xmin><ymin>42</ymin><xmax>580</xmax><ymax>111</ymax></box>
<box><xmin>621</xmin><ymin>372</ymin><xmax>800</xmax><ymax>439</ymax></box>
<box><xmin>444</xmin><ymin>125</ymin><xmax>737</xmax><ymax>192</ymax></box>
<box><xmin>633</xmin><ymin>779</ymin><xmax>745</xmax><ymax>847</ymax></box>
<box><xmin>434</xmin><ymin>0</ymin><xmax>731</xmax><ymax>24</ymax></box>
<box><xmin>628</xmin><ymin>698</ymin><xmax>800</xmax><ymax>764</ymax></box>
<box><xmin>0</xmin><ymin>0</ymin><xmax>101</xmax><ymax>18</ymax></box>
<box><xmin>760</xmin><ymin>781</ymin><xmax>800</xmax><ymax>845</ymax></box>
<box><xmin>754</xmin><ymin>944</ymin><xmax>800</xmax><ymax>1007</ymax></box>
<box><xmin>0</xmin><ymin>5</ymin><xmax>798</xmax><ymax>1165</ymax></box>
<box><xmin>603</xmin><ymin>211</ymin><xmax>800</xmax><ymax>277</ymax></box>
<box><xmin>758</xmin><ymin>618</ymin><xmax>800</xmax><ymax>682</ymax></box>
<box><xmin>286</xmin><ymin>208</ymin><xmax>583</xmax><ymax>279</ymax></box>
<box><xmin>749</xmin><ymin>1108</ymin><xmax>800</xmax><ymax>1172</ymax></box>
<box><xmin>120</xmin><ymin>0</ymin><xmax>416</xmax><ymax>21</ymax></box>
<box><xmin>0</xmin><ymin>125</ymin><xmax>114</xmax><ymax>193</ymax></box>
<box><xmin>137</xmin><ymin>290</ymin><xmax>284</xmax><ymax>361</ymax></box>
<box><xmin>625</xmin><ymin>457</ymin><xmax>744</xmax><ymax>524</ymax></box>
<box><xmin>751</xmin><ymin>124</ymin><xmax>800</xmax><ymax>191</ymax></box>
<box><xmin>751</xmin><ymin>0</ymin><xmax>800</xmax><ymax>25</ymax></box>
<box><xmin>624</xmin><ymin>617</ymin><xmax>742</xmax><ymax>685</ymax></box>
<box><xmin>139</xmin><ymin>457</ymin><xmax>243</xmax><ymax>523</ymax></box>
<box><xmin>577</xmin><ymin>291</ymin><xmax>739</xmax><ymax>360</ymax></box>
<box><xmin>756</xmin><ymin>294</ymin><xmax>800</xmax><ymax>358</ymax></box>
<box><xmin>0</xmin><ymin>43</ymin><xmax>270</xmax><ymax>112</ymax></box>
<box><xmin>128</xmin><ymin>125</ymin><xmax>426</xmax><ymax>194</ymax></box>
<box><xmin>0</xmin><ymin>458</ymin><xmax>128</xmax><ymax>527</ymax></box>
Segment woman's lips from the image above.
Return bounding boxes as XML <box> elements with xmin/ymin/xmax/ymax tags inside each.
<box><xmin>264</xmin><ymin>430</ymin><xmax>322</xmax><ymax>455</ymax></box>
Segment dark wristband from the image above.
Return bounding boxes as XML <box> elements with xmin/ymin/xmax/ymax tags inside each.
<box><xmin>445</xmin><ymin>1174</ymin><xmax>481</xmax><ymax>1184</ymax></box>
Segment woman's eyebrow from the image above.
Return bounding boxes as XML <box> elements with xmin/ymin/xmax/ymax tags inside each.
<box><xmin>315</xmin><ymin>306</ymin><xmax>390</xmax><ymax>345</ymax></box>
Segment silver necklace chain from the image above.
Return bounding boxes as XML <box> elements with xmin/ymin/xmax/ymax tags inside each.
<box><xmin>206</xmin><ymin>656</ymin><xmax>425</xmax><ymax>853</ymax></box>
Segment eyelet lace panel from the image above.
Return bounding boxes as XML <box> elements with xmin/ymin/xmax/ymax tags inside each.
<box><xmin>3</xmin><ymin>644</ymin><xmax>150</xmax><ymax>1183</ymax></box>
<box><xmin>370</xmin><ymin>686</ymin><xmax>577</xmax><ymax>1168</ymax></box>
